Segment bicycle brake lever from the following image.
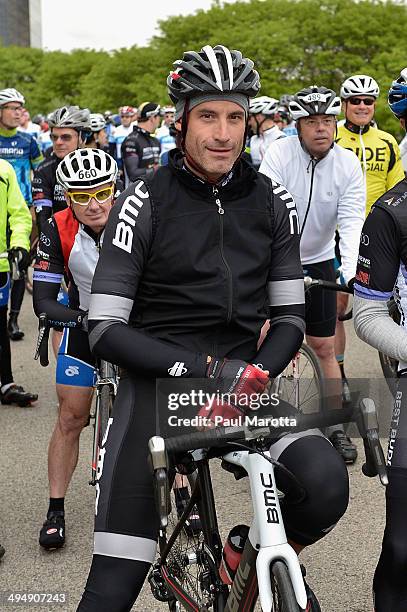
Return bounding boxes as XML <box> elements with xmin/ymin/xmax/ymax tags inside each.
<box><xmin>357</xmin><ymin>398</ymin><xmax>388</xmax><ymax>486</ymax></box>
<box><xmin>149</xmin><ymin>436</ymin><xmax>170</xmax><ymax>528</ymax></box>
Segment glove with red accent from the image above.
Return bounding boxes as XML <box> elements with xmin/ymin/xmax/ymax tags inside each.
<box><xmin>206</xmin><ymin>358</ymin><xmax>270</xmax><ymax>399</ymax></box>
<box><xmin>197</xmin><ymin>399</ymin><xmax>245</xmax><ymax>430</ymax></box>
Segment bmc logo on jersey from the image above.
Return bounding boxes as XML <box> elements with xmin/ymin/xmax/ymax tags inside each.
<box><xmin>112</xmin><ymin>181</ymin><xmax>149</xmax><ymax>253</ymax></box>
<box><xmin>271</xmin><ymin>181</ymin><xmax>300</xmax><ymax>235</ymax></box>
<box><xmin>168</xmin><ymin>362</ymin><xmax>188</xmax><ymax>376</ymax></box>
<box><xmin>65</xmin><ymin>365</ymin><xmax>80</xmax><ymax>377</ymax></box>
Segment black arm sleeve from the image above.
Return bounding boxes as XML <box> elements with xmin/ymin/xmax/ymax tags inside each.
<box><xmin>32</xmin><ymin>218</ymin><xmax>84</xmax><ymax>327</ymax></box>
<box><xmin>254</xmin><ymin>182</ymin><xmax>305</xmax><ymax>376</ymax></box>
<box><xmin>88</xmin><ymin>180</ymin><xmax>208</xmax><ymax>378</ymax></box>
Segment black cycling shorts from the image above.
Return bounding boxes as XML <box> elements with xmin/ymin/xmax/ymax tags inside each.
<box><xmin>302</xmin><ymin>259</ymin><xmax>336</xmax><ymax>337</ymax></box>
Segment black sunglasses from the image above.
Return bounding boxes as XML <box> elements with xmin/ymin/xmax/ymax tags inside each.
<box><xmin>348</xmin><ymin>97</ymin><xmax>375</xmax><ymax>106</ymax></box>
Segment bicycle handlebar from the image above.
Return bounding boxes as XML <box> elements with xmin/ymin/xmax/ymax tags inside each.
<box><xmin>304</xmin><ymin>276</ymin><xmax>353</xmax><ymax>294</ymax></box>
<box><xmin>163</xmin><ymin>400</ymin><xmax>387</xmax><ymax>485</ymax></box>
<box><xmin>34</xmin><ymin>313</ymin><xmax>50</xmax><ymax>367</ymax></box>
<box><xmin>304</xmin><ymin>276</ymin><xmax>353</xmax><ymax>321</ymax></box>
<box><xmin>164</xmin><ymin>405</ymin><xmax>355</xmax><ymax>454</ymax></box>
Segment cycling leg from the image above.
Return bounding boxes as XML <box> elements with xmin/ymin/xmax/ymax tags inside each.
<box><xmin>373</xmin><ymin>372</ymin><xmax>407</xmax><ymax>611</ymax></box>
<box><xmin>77</xmin><ymin>376</ymin><xmax>159</xmax><ymax>611</ymax></box>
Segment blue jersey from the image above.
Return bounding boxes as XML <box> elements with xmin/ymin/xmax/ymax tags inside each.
<box><xmin>0</xmin><ymin>127</ymin><xmax>43</xmax><ymax>204</ymax></box>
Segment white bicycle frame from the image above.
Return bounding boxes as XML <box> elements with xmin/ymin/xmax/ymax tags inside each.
<box><xmin>222</xmin><ymin>448</ymin><xmax>308</xmax><ymax>611</ymax></box>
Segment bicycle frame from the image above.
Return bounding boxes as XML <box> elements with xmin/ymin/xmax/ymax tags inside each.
<box><xmin>156</xmin><ymin>445</ymin><xmax>307</xmax><ymax>611</ymax></box>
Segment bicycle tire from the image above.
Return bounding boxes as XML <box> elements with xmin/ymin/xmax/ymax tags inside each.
<box><xmin>99</xmin><ymin>384</ymin><xmax>114</xmax><ymax>444</ymax></box>
<box><xmin>270</xmin><ymin>560</ymin><xmax>301</xmax><ymax>612</ymax></box>
<box><xmin>275</xmin><ymin>343</ymin><xmax>326</xmax><ymax>416</ymax></box>
<box><xmin>91</xmin><ymin>384</ymin><xmax>114</xmax><ymax>484</ymax></box>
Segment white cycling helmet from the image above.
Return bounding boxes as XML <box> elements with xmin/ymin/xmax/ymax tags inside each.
<box><xmin>48</xmin><ymin>105</ymin><xmax>90</xmax><ymax>130</ymax></box>
<box><xmin>161</xmin><ymin>106</ymin><xmax>175</xmax><ymax>114</ymax></box>
<box><xmin>0</xmin><ymin>88</ymin><xmax>25</xmax><ymax>107</ymax></box>
<box><xmin>89</xmin><ymin>113</ymin><xmax>106</xmax><ymax>132</ymax></box>
<box><xmin>249</xmin><ymin>96</ymin><xmax>279</xmax><ymax>116</ymax></box>
<box><xmin>340</xmin><ymin>75</ymin><xmax>380</xmax><ymax>99</ymax></box>
<box><xmin>56</xmin><ymin>148</ymin><xmax>118</xmax><ymax>190</ymax></box>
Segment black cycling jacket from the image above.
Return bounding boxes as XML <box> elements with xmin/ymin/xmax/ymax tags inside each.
<box><xmin>88</xmin><ymin>149</ymin><xmax>305</xmax><ymax>379</ymax></box>
<box><xmin>121</xmin><ymin>125</ymin><xmax>160</xmax><ymax>185</ymax></box>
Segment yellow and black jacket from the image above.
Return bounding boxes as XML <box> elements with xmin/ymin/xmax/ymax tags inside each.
<box><xmin>336</xmin><ymin>121</ymin><xmax>405</xmax><ymax>215</ymax></box>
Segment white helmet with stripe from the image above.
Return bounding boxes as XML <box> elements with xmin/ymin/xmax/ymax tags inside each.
<box><xmin>56</xmin><ymin>148</ymin><xmax>118</xmax><ymax>190</ymax></box>
<box><xmin>340</xmin><ymin>75</ymin><xmax>380</xmax><ymax>99</ymax></box>
<box><xmin>249</xmin><ymin>96</ymin><xmax>279</xmax><ymax>116</ymax></box>
<box><xmin>0</xmin><ymin>88</ymin><xmax>25</xmax><ymax>107</ymax></box>
<box><xmin>89</xmin><ymin>113</ymin><xmax>106</xmax><ymax>132</ymax></box>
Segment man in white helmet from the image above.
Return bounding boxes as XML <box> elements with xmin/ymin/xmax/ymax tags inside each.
<box><xmin>260</xmin><ymin>85</ymin><xmax>365</xmax><ymax>464</ymax></box>
<box><xmin>0</xmin><ymin>88</ymin><xmax>43</xmax><ymax>341</ymax></box>
<box><xmin>337</xmin><ymin>74</ymin><xmax>404</xmax><ymax>216</ymax></box>
<box><xmin>335</xmin><ymin>75</ymin><xmax>405</xmax><ymax>423</ymax></box>
<box><xmin>33</xmin><ymin>148</ymin><xmax>121</xmax><ymax>551</ymax></box>
<box><xmin>248</xmin><ymin>95</ymin><xmax>286</xmax><ymax>168</ymax></box>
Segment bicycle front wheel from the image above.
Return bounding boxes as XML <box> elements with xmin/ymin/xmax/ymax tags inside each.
<box><xmin>270</xmin><ymin>560</ymin><xmax>301</xmax><ymax>612</ymax></box>
<box><xmin>91</xmin><ymin>385</ymin><xmax>114</xmax><ymax>484</ymax></box>
<box><xmin>274</xmin><ymin>344</ymin><xmax>325</xmax><ymax>415</ymax></box>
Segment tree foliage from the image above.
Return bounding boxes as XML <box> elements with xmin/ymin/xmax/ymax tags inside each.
<box><xmin>0</xmin><ymin>0</ymin><xmax>406</xmax><ymax>137</ymax></box>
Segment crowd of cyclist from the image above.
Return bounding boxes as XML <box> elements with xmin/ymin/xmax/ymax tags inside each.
<box><xmin>1</xmin><ymin>43</ymin><xmax>407</xmax><ymax>611</ymax></box>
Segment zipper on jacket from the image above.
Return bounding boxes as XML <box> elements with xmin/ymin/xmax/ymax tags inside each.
<box><xmin>213</xmin><ymin>186</ymin><xmax>232</xmax><ymax>323</ymax></box>
<box><xmin>300</xmin><ymin>157</ymin><xmax>320</xmax><ymax>239</ymax></box>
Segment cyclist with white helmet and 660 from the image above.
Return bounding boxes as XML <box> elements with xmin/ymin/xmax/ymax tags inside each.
<box><xmin>33</xmin><ymin>148</ymin><xmax>120</xmax><ymax>551</ymax></box>
<box><xmin>248</xmin><ymin>95</ymin><xmax>285</xmax><ymax>168</ymax></box>
<box><xmin>260</xmin><ymin>86</ymin><xmax>365</xmax><ymax>463</ymax></box>
<box><xmin>354</xmin><ymin>67</ymin><xmax>407</xmax><ymax>612</ymax></box>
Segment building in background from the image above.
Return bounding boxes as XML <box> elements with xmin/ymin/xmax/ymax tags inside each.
<box><xmin>0</xmin><ymin>0</ymin><xmax>42</xmax><ymax>47</ymax></box>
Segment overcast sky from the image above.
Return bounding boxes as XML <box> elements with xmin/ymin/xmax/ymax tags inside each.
<box><xmin>41</xmin><ymin>0</ymin><xmax>232</xmax><ymax>51</ymax></box>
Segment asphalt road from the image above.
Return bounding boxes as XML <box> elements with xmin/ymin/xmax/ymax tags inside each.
<box><xmin>0</xmin><ymin>298</ymin><xmax>394</xmax><ymax>611</ymax></box>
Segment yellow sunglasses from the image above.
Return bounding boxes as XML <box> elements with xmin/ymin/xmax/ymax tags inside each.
<box><xmin>67</xmin><ymin>185</ymin><xmax>114</xmax><ymax>206</ymax></box>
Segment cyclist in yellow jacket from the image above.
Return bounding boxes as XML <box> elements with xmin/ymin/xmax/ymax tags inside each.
<box><xmin>0</xmin><ymin>158</ymin><xmax>37</xmax><ymax>406</ymax></box>
<box><xmin>337</xmin><ymin>74</ymin><xmax>405</xmax><ymax>216</ymax></box>
<box><xmin>335</xmin><ymin>74</ymin><xmax>405</xmax><ymax>423</ymax></box>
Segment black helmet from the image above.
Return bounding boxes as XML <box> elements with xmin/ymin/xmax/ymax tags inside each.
<box><xmin>167</xmin><ymin>44</ymin><xmax>260</xmax><ymax>105</ymax></box>
<box><xmin>289</xmin><ymin>86</ymin><xmax>341</xmax><ymax>120</ymax></box>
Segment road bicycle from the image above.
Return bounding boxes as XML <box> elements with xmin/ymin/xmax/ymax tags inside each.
<box><xmin>34</xmin><ymin>313</ymin><xmax>118</xmax><ymax>485</ymax></box>
<box><xmin>275</xmin><ymin>277</ymin><xmax>353</xmax><ymax>418</ymax></box>
<box><xmin>148</xmin><ymin>397</ymin><xmax>387</xmax><ymax>611</ymax></box>
<box><xmin>377</xmin><ymin>296</ymin><xmax>400</xmax><ymax>397</ymax></box>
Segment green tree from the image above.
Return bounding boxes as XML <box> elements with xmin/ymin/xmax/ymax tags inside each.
<box><xmin>0</xmin><ymin>0</ymin><xmax>406</xmax><ymax>136</ymax></box>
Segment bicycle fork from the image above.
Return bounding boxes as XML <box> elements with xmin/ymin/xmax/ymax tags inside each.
<box><xmin>223</xmin><ymin>451</ymin><xmax>308</xmax><ymax>611</ymax></box>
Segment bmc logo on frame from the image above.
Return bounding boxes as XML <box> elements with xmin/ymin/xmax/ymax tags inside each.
<box><xmin>168</xmin><ymin>362</ymin><xmax>188</xmax><ymax>377</ymax></box>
